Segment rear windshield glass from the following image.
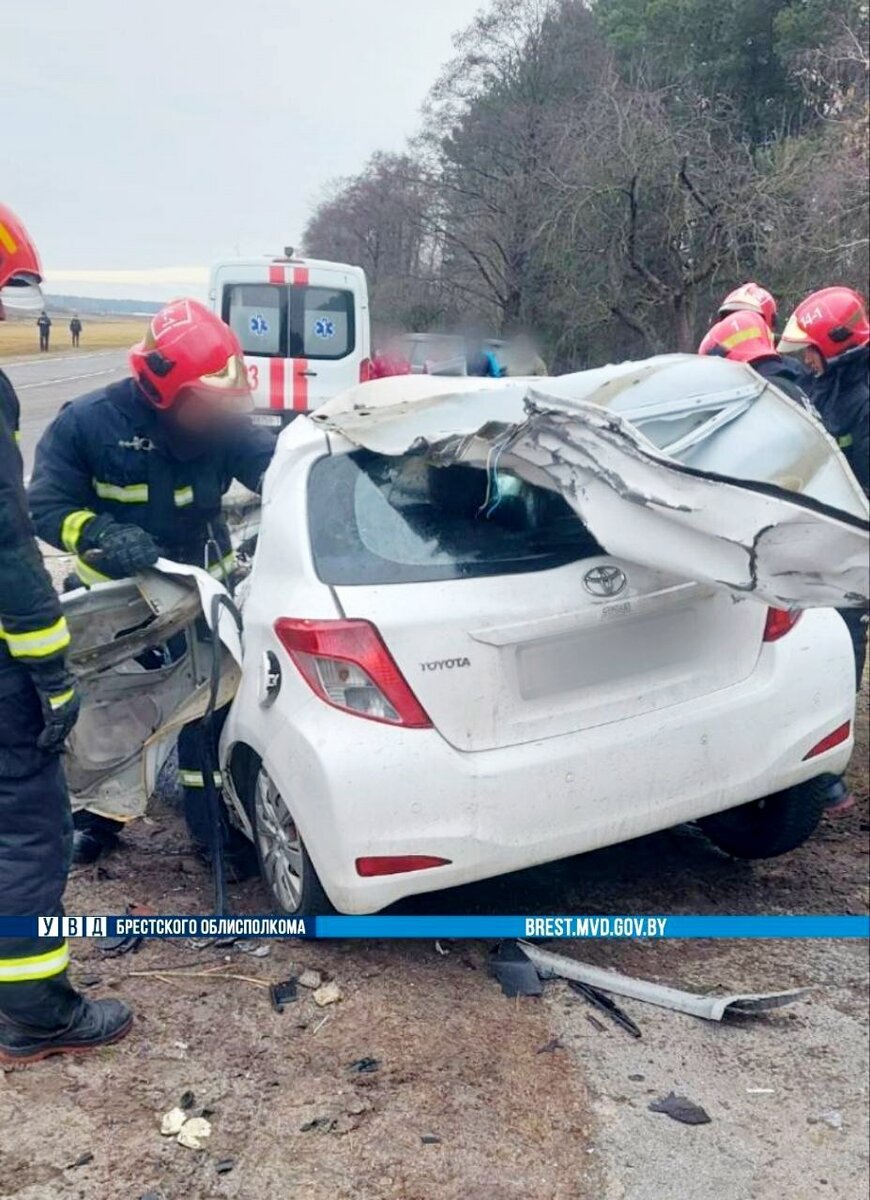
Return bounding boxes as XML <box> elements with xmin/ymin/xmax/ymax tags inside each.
<box><xmin>223</xmin><ymin>283</ymin><xmax>355</xmax><ymax>360</ymax></box>
<box><xmin>308</xmin><ymin>451</ymin><xmax>603</xmax><ymax>585</ymax></box>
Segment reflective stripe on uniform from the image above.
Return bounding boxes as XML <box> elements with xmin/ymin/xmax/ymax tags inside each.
<box><xmin>75</xmin><ymin>556</ymin><xmax>112</xmax><ymax>586</ymax></box>
<box><xmin>0</xmin><ymin>615</ymin><xmax>70</xmax><ymax>660</ymax></box>
<box><xmin>838</xmin><ymin>433</ymin><xmax>854</xmax><ymax>449</ymax></box>
<box><xmin>92</xmin><ymin>479</ymin><xmax>149</xmax><ymax>503</ymax></box>
<box><xmin>0</xmin><ymin>941</ymin><xmax>70</xmax><ymax>983</ymax></box>
<box><xmin>174</xmin><ymin>486</ymin><xmax>194</xmax><ymax>507</ymax></box>
<box><xmin>179</xmin><ymin>769</ymin><xmax>223</xmax><ymax>788</ymax></box>
<box><xmin>207</xmin><ymin>551</ymin><xmax>236</xmax><ymax>579</ymax></box>
<box><xmin>48</xmin><ymin>687</ymin><xmax>76</xmax><ymax>710</ymax></box>
<box><xmin>721</xmin><ymin>324</ymin><xmax>767</xmax><ymax>350</ymax></box>
<box><xmin>61</xmin><ymin>508</ymin><xmax>97</xmax><ymax>552</ymax></box>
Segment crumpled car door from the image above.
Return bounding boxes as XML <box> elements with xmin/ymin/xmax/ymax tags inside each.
<box><xmin>62</xmin><ymin>562</ymin><xmax>241</xmax><ymax>822</ymax></box>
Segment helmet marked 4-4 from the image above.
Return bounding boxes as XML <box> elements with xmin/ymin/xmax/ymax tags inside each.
<box><xmin>778</xmin><ymin>287</ymin><xmax>870</xmax><ymax>363</ymax></box>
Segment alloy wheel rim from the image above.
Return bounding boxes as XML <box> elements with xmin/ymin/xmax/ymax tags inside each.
<box><xmin>254</xmin><ymin>768</ymin><xmax>304</xmax><ymax>911</ymax></box>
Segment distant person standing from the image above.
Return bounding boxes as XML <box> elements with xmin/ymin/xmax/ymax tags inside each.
<box><xmin>36</xmin><ymin>310</ymin><xmax>51</xmax><ymax>352</ymax></box>
<box><xmin>69</xmin><ymin>314</ymin><xmax>82</xmax><ymax>348</ymax></box>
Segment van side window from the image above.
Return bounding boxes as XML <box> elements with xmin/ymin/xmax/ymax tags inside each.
<box><xmin>295</xmin><ymin>287</ymin><xmax>354</xmax><ymax>360</ymax></box>
<box><xmin>224</xmin><ymin>284</ymin><xmax>283</xmax><ymax>357</ymax></box>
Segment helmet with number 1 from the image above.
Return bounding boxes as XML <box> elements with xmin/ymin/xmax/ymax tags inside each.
<box><xmin>698</xmin><ymin>311</ymin><xmax>777</xmax><ymax>363</ymax></box>
<box><xmin>0</xmin><ymin>203</ymin><xmax>44</xmax><ymax>316</ymax></box>
<box><xmin>777</xmin><ymin>287</ymin><xmax>870</xmax><ymax>363</ymax></box>
<box><xmin>129</xmin><ymin>298</ymin><xmax>251</xmax><ymax>411</ymax></box>
<box><xmin>718</xmin><ymin>282</ymin><xmax>777</xmax><ymax>329</ymax></box>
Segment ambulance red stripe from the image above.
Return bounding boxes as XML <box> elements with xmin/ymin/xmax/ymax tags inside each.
<box><xmin>268</xmin><ymin>265</ymin><xmax>287</xmax><ymax>408</ymax></box>
<box><xmin>292</xmin><ymin>266</ymin><xmax>310</xmax><ymax>411</ymax></box>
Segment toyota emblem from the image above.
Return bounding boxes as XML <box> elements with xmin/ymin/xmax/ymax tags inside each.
<box><xmin>583</xmin><ymin>564</ymin><xmax>627</xmax><ymax>597</ymax></box>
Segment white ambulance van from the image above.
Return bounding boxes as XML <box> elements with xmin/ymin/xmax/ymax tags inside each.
<box><xmin>209</xmin><ymin>253</ymin><xmax>371</xmax><ymax>427</ymax></box>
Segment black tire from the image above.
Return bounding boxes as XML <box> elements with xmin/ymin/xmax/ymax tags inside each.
<box><xmin>699</xmin><ymin>776</ymin><xmax>828</xmax><ymax>860</ymax></box>
<box><xmin>236</xmin><ymin>751</ymin><xmax>333</xmax><ymax>916</ymax></box>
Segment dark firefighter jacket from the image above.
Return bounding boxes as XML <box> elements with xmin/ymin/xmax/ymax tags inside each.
<box><xmin>0</xmin><ymin>369</ymin><xmax>70</xmax><ymax>696</ymax></box>
<box><xmin>28</xmin><ymin>377</ymin><xmax>277</xmax><ymax>584</ymax></box>
<box><xmin>806</xmin><ymin>346</ymin><xmax>870</xmax><ymax>497</ymax></box>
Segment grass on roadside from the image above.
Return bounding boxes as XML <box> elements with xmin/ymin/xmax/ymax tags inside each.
<box><xmin>0</xmin><ymin>317</ymin><xmax>147</xmax><ymax>360</ymax></box>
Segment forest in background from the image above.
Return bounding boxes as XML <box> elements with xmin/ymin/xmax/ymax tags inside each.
<box><xmin>302</xmin><ymin>0</ymin><xmax>869</xmax><ymax>369</ymax></box>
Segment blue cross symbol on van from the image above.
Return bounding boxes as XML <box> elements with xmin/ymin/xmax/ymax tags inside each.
<box><xmin>250</xmin><ymin>313</ymin><xmax>270</xmax><ymax>336</ymax></box>
<box><xmin>314</xmin><ymin>317</ymin><xmax>336</xmax><ymax>339</ymax></box>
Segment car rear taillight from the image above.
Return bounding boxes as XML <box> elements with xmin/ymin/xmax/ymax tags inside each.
<box><xmin>355</xmin><ymin>855</ymin><xmax>450</xmax><ymax>877</ymax></box>
<box><xmin>803</xmin><ymin>721</ymin><xmax>851</xmax><ymax>760</ymax></box>
<box><xmin>274</xmin><ymin>618</ymin><xmax>431</xmax><ymax>728</ymax></box>
<box><xmin>763</xmin><ymin>607</ymin><xmax>803</xmax><ymax>642</ymax></box>
<box><xmin>359</xmin><ymin>357</ymin><xmax>373</xmax><ymax>383</ymax></box>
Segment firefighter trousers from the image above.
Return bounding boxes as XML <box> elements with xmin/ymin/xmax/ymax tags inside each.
<box><xmin>0</xmin><ymin>670</ymin><xmax>82</xmax><ymax>1033</ymax></box>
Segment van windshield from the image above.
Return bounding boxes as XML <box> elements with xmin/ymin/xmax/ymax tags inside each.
<box><xmin>223</xmin><ymin>284</ymin><xmax>355</xmax><ymax>360</ymax></box>
<box><xmin>308</xmin><ymin>450</ymin><xmax>603</xmax><ymax>585</ymax></box>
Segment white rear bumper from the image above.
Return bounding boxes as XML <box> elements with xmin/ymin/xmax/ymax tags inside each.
<box><xmin>223</xmin><ymin>607</ymin><xmax>855</xmax><ymax>912</ymax></box>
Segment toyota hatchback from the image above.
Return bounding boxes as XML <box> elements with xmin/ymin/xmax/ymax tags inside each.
<box><xmin>214</xmin><ymin>360</ymin><xmax>865</xmax><ymax>914</ymax></box>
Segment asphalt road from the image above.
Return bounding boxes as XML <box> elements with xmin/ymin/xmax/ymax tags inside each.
<box><xmin>3</xmin><ymin>349</ymin><xmax>128</xmax><ymax>473</ymax></box>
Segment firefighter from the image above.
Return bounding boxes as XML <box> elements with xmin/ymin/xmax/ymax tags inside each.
<box><xmin>698</xmin><ymin>310</ymin><xmax>813</xmax><ymax>408</ymax></box>
<box><xmin>778</xmin><ymin>286</ymin><xmax>870</xmax><ymax>719</ymax></box>
<box><xmin>28</xmin><ymin>298</ymin><xmax>277</xmax><ymax>865</ymax></box>
<box><xmin>778</xmin><ymin>287</ymin><xmax>869</xmax><ymax>496</ymax></box>
<box><xmin>0</xmin><ymin>203</ymin><xmax>133</xmax><ymax>1064</ymax></box>
<box><xmin>717</xmin><ymin>281</ymin><xmax>778</xmax><ymax>329</ymax></box>
<box><xmin>698</xmin><ymin>304</ymin><xmax>867</xmax><ymax>814</ymax></box>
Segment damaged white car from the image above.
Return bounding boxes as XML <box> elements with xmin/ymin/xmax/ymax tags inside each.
<box><xmin>63</xmin><ymin>355</ymin><xmax>869</xmax><ymax>915</ymax></box>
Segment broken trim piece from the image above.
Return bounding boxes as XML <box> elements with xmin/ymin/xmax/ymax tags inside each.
<box><xmin>517</xmin><ymin>942</ymin><xmax>810</xmax><ymax>1021</ymax></box>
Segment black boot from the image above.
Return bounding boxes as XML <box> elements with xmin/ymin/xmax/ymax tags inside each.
<box><xmin>818</xmin><ymin>773</ymin><xmax>855</xmax><ymax>815</ymax></box>
<box><xmin>72</xmin><ymin>811</ymin><xmax>124</xmax><ymax>864</ymax></box>
<box><xmin>0</xmin><ymin>996</ymin><xmax>132</xmax><ymax>1065</ymax></box>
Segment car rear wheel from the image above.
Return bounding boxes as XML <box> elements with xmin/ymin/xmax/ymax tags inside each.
<box><xmin>241</xmin><ymin>757</ymin><xmax>333</xmax><ymax>916</ymax></box>
<box><xmin>699</xmin><ymin>776</ymin><xmax>828</xmax><ymax>859</ymax></box>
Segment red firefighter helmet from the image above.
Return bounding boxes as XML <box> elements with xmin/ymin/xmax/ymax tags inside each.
<box><xmin>777</xmin><ymin>286</ymin><xmax>870</xmax><ymax>363</ymax></box>
<box><xmin>129</xmin><ymin>298</ymin><xmax>250</xmax><ymax>411</ymax></box>
<box><xmin>718</xmin><ymin>282</ymin><xmax>777</xmax><ymax>328</ymax></box>
<box><xmin>698</xmin><ymin>311</ymin><xmax>777</xmax><ymax>363</ymax></box>
<box><xmin>0</xmin><ymin>204</ymin><xmax>44</xmax><ymax>314</ymax></box>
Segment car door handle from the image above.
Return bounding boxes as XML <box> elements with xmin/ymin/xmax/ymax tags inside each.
<box><xmin>301</xmin><ymin>369</ymin><xmax>318</xmax><ymax>377</ymax></box>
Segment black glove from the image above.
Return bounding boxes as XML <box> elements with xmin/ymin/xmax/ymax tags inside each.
<box><xmin>27</xmin><ymin>661</ymin><xmax>81</xmax><ymax>754</ymax></box>
<box><xmin>79</xmin><ymin>514</ymin><xmax>161</xmax><ymax>578</ymax></box>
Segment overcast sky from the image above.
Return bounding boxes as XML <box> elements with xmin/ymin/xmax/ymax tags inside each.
<box><xmin>2</xmin><ymin>0</ymin><xmax>479</xmax><ymax>299</ymax></box>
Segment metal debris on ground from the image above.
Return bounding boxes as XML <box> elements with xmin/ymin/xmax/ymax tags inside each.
<box><xmin>179</xmin><ymin>1090</ymin><xmax>195</xmax><ymax>1110</ymax></box>
<box><xmin>490</xmin><ymin>940</ymin><xmax>543</xmax><ymax>998</ymax></box>
<box><xmin>176</xmin><ymin>1116</ymin><xmax>212</xmax><ymax>1150</ymax></box>
<box><xmin>297</xmin><ymin>969</ymin><xmax>323</xmax><ymax>989</ymax></box>
<box><xmin>301</xmin><ymin>1117</ymin><xmax>335</xmax><ymax>1133</ymax></box>
<box><xmin>518</xmin><ymin>941</ymin><xmax>810</xmax><ymax>1021</ymax></box>
<box><xmin>215</xmin><ymin>1158</ymin><xmax>235</xmax><ymax>1174</ymax></box>
<box><xmin>648</xmin><ymin>1092</ymin><xmax>712</xmax><ymax>1125</ymax></box>
<box><xmin>348</xmin><ymin>1057</ymin><xmax>380</xmax><ymax>1074</ymax></box>
<box><xmin>312</xmin><ymin>980</ymin><xmax>342</xmax><ymax>1007</ymax></box>
<box><xmin>269</xmin><ymin>978</ymin><xmax>298</xmax><ymax>1013</ymax></box>
<box><xmin>66</xmin><ymin>1152</ymin><xmax>94</xmax><ymax>1169</ymax></box>
<box><xmin>239</xmin><ymin>942</ymin><xmax>271</xmax><ymax>958</ymax></box>
<box><xmin>585</xmin><ymin>1014</ymin><xmax>606</xmax><ymax>1033</ymax></box>
<box><xmin>421</xmin><ymin>1134</ymin><xmax>443</xmax><ymax>1144</ymax></box>
<box><xmin>567</xmin><ymin>979</ymin><xmax>642</xmax><ymax>1039</ymax></box>
<box><xmin>536</xmin><ymin>1038</ymin><xmax>563</xmax><ymax>1054</ymax></box>
<box><xmin>809</xmin><ymin>1109</ymin><xmax>844</xmax><ymax>1130</ymax></box>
